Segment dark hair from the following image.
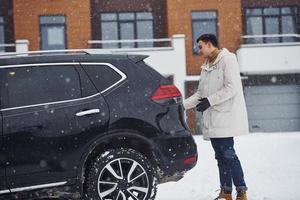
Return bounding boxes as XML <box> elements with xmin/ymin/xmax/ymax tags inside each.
<box><xmin>196</xmin><ymin>33</ymin><xmax>219</xmax><ymax>48</ymax></box>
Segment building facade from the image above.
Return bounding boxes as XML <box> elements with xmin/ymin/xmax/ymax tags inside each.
<box><xmin>90</xmin><ymin>0</ymin><xmax>168</xmax><ymax>48</ymax></box>
<box><xmin>238</xmin><ymin>0</ymin><xmax>300</xmax><ymax>133</ymax></box>
<box><xmin>13</xmin><ymin>0</ymin><xmax>91</xmax><ymax>50</ymax></box>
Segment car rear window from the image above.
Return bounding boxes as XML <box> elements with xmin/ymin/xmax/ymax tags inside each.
<box><xmin>82</xmin><ymin>64</ymin><xmax>122</xmax><ymax>92</ymax></box>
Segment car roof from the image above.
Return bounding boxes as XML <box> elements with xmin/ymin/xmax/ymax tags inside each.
<box><xmin>0</xmin><ymin>53</ymin><xmax>148</xmax><ymax>67</ymax></box>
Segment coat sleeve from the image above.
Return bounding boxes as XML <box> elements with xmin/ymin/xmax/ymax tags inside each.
<box><xmin>183</xmin><ymin>77</ymin><xmax>202</xmax><ymax>110</ymax></box>
<box><xmin>183</xmin><ymin>90</ymin><xmax>201</xmax><ymax>110</ymax></box>
<box><xmin>207</xmin><ymin>55</ymin><xmax>241</xmax><ymax>106</ymax></box>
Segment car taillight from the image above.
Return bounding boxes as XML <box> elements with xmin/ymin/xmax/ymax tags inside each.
<box><xmin>184</xmin><ymin>155</ymin><xmax>198</xmax><ymax>165</ymax></box>
<box><xmin>151</xmin><ymin>85</ymin><xmax>182</xmax><ymax>103</ymax></box>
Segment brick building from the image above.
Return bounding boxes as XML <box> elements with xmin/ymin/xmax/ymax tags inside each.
<box><xmin>13</xmin><ymin>0</ymin><xmax>91</xmax><ymax>50</ymax></box>
<box><xmin>90</xmin><ymin>0</ymin><xmax>168</xmax><ymax>48</ymax></box>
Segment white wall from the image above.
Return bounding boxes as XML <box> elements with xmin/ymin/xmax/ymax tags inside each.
<box><xmin>237</xmin><ymin>43</ymin><xmax>300</xmax><ymax>75</ymax></box>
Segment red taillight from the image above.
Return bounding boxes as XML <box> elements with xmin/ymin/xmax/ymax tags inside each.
<box><xmin>184</xmin><ymin>155</ymin><xmax>198</xmax><ymax>165</ymax></box>
<box><xmin>151</xmin><ymin>85</ymin><xmax>181</xmax><ymax>101</ymax></box>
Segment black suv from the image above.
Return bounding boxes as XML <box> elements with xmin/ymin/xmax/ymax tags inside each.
<box><xmin>0</xmin><ymin>52</ymin><xmax>197</xmax><ymax>200</ymax></box>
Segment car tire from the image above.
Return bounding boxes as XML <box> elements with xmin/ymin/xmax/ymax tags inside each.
<box><xmin>84</xmin><ymin>148</ymin><xmax>157</xmax><ymax>200</ymax></box>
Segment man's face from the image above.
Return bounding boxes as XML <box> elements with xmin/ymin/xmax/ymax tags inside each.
<box><xmin>198</xmin><ymin>40</ymin><xmax>212</xmax><ymax>58</ymax></box>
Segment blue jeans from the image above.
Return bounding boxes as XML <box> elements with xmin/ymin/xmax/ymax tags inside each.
<box><xmin>210</xmin><ymin>137</ymin><xmax>247</xmax><ymax>192</ymax></box>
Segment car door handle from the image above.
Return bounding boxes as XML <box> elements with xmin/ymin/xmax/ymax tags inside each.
<box><xmin>76</xmin><ymin>109</ymin><xmax>100</xmax><ymax>117</ymax></box>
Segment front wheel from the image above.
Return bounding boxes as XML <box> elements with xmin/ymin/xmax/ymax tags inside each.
<box><xmin>85</xmin><ymin>148</ymin><xmax>157</xmax><ymax>200</ymax></box>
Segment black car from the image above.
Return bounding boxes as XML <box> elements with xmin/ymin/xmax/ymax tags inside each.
<box><xmin>0</xmin><ymin>51</ymin><xmax>197</xmax><ymax>200</ymax></box>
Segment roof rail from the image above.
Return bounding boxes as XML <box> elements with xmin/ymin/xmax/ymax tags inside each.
<box><xmin>0</xmin><ymin>49</ymin><xmax>94</xmax><ymax>58</ymax></box>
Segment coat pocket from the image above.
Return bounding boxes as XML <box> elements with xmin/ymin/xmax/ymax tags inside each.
<box><xmin>212</xmin><ymin>98</ymin><xmax>233</xmax><ymax>112</ymax></box>
<box><xmin>210</xmin><ymin>99</ymin><xmax>233</xmax><ymax>128</ymax></box>
<box><xmin>210</xmin><ymin>109</ymin><xmax>232</xmax><ymax>128</ymax></box>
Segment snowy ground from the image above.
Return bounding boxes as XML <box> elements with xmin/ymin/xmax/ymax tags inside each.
<box><xmin>156</xmin><ymin>132</ymin><xmax>300</xmax><ymax>200</ymax></box>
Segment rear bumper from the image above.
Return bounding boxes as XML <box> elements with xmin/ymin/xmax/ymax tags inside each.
<box><xmin>151</xmin><ymin>130</ymin><xmax>198</xmax><ymax>183</ymax></box>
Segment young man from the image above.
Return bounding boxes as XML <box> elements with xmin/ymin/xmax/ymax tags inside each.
<box><xmin>183</xmin><ymin>33</ymin><xmax>249</xmax><ymax>200</ymax></box>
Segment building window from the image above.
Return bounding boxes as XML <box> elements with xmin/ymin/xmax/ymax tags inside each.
<box><xmin>40</xmin><ymin>16</ymin><xmax>66</xmax><ymax>50</ymax></box>
<box><xmin>192</xmin><ymin>11</ymin><xmax>218</xmax><ymax>54</ymax></box>
<box><xmin>101</xmin><ymin>12</ymin><xmax>154</xmax><ymax>48</ymax></box>
<box><xmin>0</xmin><ymin>16</ymin><xmax>5</xmax><ymax>52</ymax></box>
<box><xmin>245</xmin><ymin>7</ymin><xmax>299</xmax><ymax>44</ymax></box>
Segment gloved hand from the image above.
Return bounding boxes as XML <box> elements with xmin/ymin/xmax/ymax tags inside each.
<box><xmin>196</xmin><ymin>98</ymin><xmax>211</xmax><ymax>112</ymax></box>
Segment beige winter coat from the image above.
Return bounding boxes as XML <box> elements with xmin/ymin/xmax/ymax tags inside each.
<box><xmin>183</xmin><ymin>48</ymin><xmax>249</xmax><ymax>140</ymax></box>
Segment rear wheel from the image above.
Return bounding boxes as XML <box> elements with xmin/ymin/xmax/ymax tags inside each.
<box><xmin>85</xmin><ymin>148</ymin><xmax>157</xmax><ymax>200</ymax></box>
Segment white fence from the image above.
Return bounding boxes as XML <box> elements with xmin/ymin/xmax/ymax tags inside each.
<box><xmin>237</xmin><ymin>34</ymin><xmax>300</xmax><ymax>75</ymax></box>
<box><xmin>0</xmin><ymin>40</ymin><xmax>29</xmax><ymax>53</ymax></box>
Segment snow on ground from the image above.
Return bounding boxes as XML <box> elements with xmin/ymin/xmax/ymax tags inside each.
<box><xmin>156</xmin><ymin>132</ymin><xmax>300</xmax><ymax>200</ymax></box>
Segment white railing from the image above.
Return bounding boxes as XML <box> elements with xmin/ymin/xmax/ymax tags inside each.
<box><xmin>0</xmin><ymin>43</ymin><xmax>16</xmax><ymax>52</ymax></box>
<box><xmin>242</xmin><ymin>34</ymin><xmax>300</xmax><ymax>39</ymax></box>
<box><xmin>0</xmin><ymin>40</ymin><xmax>29</xmax><ymax>53</ymax></box>
<box><xmin>242</xmin><ymin>34</ymin><xmax>300</xmax><ymax>46</ymax></box>
<box><xmin>88</xmin><ymin>38</ymin><xmax>172</xmax><ymax>45</ymax></box>
<box><xmin>88</xmin><ymin>37</ymin><xmax>173</xmax><ymax>51</ymax></box>
<box><xmin>0</xmin><ymin>49</ymin><xmax>93</xmax><ymax>57</ymax></box>
<box><xmin>0</xmin><ymin>43</ymin><xmax>16</xmax><ymax>48</ymax></box>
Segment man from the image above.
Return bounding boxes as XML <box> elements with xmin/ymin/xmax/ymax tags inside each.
<box><xmin>183</xmin><ymin>33</ymin><xmax>249</xmax><ymax>200</ymax></box>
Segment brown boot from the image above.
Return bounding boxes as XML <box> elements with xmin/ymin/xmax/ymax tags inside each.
<box><xmin>214</xmin><ymin>189</ymin><xmax>233</xmax><ymax>200</ymax></box>
<box><xmin>236</xmin><ymin>190</ymin><xmax>247</xmax><ymax>200</ymax></box>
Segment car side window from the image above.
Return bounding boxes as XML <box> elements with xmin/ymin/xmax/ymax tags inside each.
<box><xmin>1</xmin><ymin>65</ymin><xmax>81</xmax><ymax>108</ymax></box>
<box><xmin>82</xmin><ymin>64</ymin><xmax>122</xmax><ymax>92</ymax></box>
<box><xmin>75</xmin><ymin>66</ymin><xmax>98</xmax><ymax>97</ymax></box>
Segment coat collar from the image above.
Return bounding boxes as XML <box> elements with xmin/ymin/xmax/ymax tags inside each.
<box><xmin>201</xmin><ymin>48</ymin><xmax>230</xmax><ymax>72</ymax></box>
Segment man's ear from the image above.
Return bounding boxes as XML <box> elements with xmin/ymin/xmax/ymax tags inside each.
<box><xmin>207</xmin><ymin>41</ymin><xmax>212</xmax><ymax>48</ymax></box>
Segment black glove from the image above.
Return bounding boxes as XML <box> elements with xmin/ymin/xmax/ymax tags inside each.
<box><xmin>196</xmin><ymin>98</ymin><xmax>211</xmax><ymax>112</ymax></box>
